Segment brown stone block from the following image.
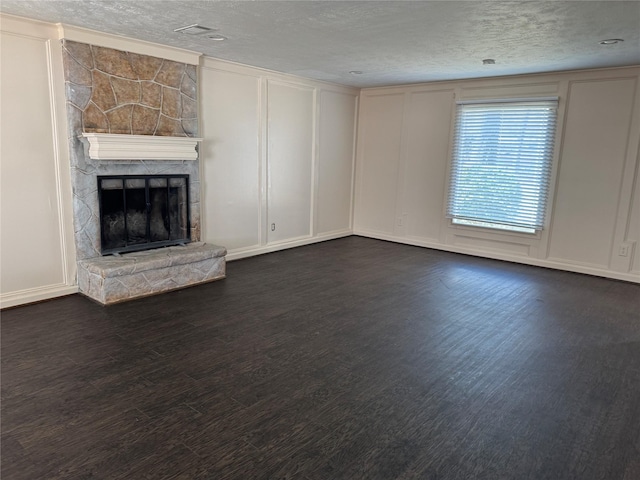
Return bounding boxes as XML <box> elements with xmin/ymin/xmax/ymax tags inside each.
<box><xmin>106</xmin><ymin>105</ymin><xmax>133</xmax><ymax>134</ymax></box>
<box><xmin>63</xmin><ymin>40</ymin><xmax>94</xmax><ymax>69</ymax></box>
<box><xmin>111</xmin><ymin>76</ymin><xmax>141</xmax><ymax>104</ymax></box>
<box><xmin>155</xmin><ymin>60</ymin><xmax>185</xmax><ymax>88</ymax></box>
<box><xmin>91</xmin><ymin>71</ymin><xmax>116</xmax><ymax>111</ymax></box>
<box><xmin>63</xmin><ymin>54</ymin><xmax>92</xmax><ymax>86</ymax></box>
<box><xmin>156</xmin><ymin>115</ymin><xmax>185</xmax><ymax>136</ymax></box>
<box><xmin>93</xmin><ymin>45</ymin><xmax>137</xmax><ymax>80</ymax></box>
<box><xmin>181</xmin><ymin>94</ymin><xmax>197</xmax><ymax>119</ymax></box>
<box><xmin>132</xmin><ymin>105</ymin><xmax>160</xmax><ymax>135</ymax></box>
<box><xmin>161</xmin><ymin>87</ymin><xmax>181</xmax><ymax>118</ymax></box>
<box><xmin>141</xmin><ymin>81</ymin><xmax>162</xmax><ymax>108</ymax></box>
<box><xmin>180</xmin><ymin>74</ymin><xmax>197</xmax><ymax>100</ymax></box>
<box><xmin>83</xmin><ymin>102</ymin><xmax>109</xmax><ymax>133</ymax></box>
<box><xmin>129</xmin><ymin>52</ymin><xmax>163</xmax><ymax>80</ymax></box>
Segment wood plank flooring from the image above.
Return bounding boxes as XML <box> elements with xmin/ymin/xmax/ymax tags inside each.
<box><xmin>2</xmin><ymin>236</ymin><xmax>640</xmax><ymax>479</ymax></box>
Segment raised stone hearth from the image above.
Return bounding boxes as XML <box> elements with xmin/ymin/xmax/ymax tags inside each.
<box><xmin>78</xmin><ymin>243</ymin><xmax>226</xmax><ymax>305</ymax></box>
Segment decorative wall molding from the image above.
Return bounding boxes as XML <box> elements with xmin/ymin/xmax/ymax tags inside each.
<box><xmin>81</xmin><ymin>133</ymin><xmax>203</xmax><ymax>160</ymax></box>
<box><xmin>225</xmin><ymin>230</ymin><xmax>352</xmax><ymax>261</ymax></box>
<box><xmin>354</xmin><ymin>229</ymin><xmax>640</xmax><ymax>284</ymax></box>
<box><xmin>0</xmin><ymin>12</ymin><xmax>59</xmax><ymax>39</ymax></box>
<box><xmin>201</xmin><ymin>56</ymin><xmax>360</xmax><ymax>95</ymax></box>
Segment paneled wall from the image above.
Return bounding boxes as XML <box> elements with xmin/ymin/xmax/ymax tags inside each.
<box><xmin>198</xmin><ymin>67</ymin><xmax>262</xmax><ymax>252</ymax></box>
<box><xmin>2</xmin><ymin>12</ymin><xmax>637</xmax><ymax>310</ymax></box>
<box><xmin>354</xmin><ymin>68</ymin><xmax>640</xmax><ymax>282</ymax></box>
<box><xmin>200</xmin><ymin>58</ymin><xmax>358</xmax><ymax>260</ymax></box>
<box><xmin>0</xmin><ymin>16</ymin><xmax>76</xmax><ymax>308</ymax></box>
<box><xmin>548</xmin><ymin>78</ymin><xmax>636</xmax><ymax>269</ymax></box>
<box><xmin>266</xmin><ymin>80</ymin><xmax>315</xmax><ymax>244</ymax></box>
<box><xmin>316</xmin><ymin>90</ymin><xmax>358</xmax><ymax>235</ymax></box>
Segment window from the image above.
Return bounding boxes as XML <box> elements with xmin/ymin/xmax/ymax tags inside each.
<box><xmin>447</xmin><ymin>98</ymin><xmax>558</xmax><ymax>234</ymax></box>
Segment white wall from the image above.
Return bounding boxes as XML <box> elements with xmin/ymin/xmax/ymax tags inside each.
<box><xmin>316</xmin><ymin>90</ymin><xmax>358</xmax><ymax>235</ymax></box>
<box><xmin>266</xmin><ymin>80</ymin><xmax>315</xmax><ymax>243</ymax></box>
<box><xmin>0</xmin><ymin>15</ymin><xmax>76</xmax><ymax>308</ymax></box>
<box><xmin>199</xmin><ymin>58</ymin><xmax>358</xmax><ymax>260</ymax></box>
<box><xmin>196</xmin><ymin>66</ymin><xmax>262</xmax><ymax>252</ymax></box>
<box><xmin>354</xmin><ymin>67</ymin><xmax>640</xmax><ymax>282</ymax></box>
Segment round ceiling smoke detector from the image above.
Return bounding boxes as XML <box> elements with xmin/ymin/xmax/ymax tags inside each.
<box><xmin>599</xmin><ymin>39</ymin><xmax>624</xmax><ymax>45</ymax></box>
<box><xmin>349</xmin><ymin>71</ymin><xmax>363</xmax><ymax>75</ymax></box>
<box><xmin>482</xmin><ymin>59</ymin><xmax>496</xmax><ymax>65</ymax></box>
<box><xmin>207</xmin><ymin>34</ymin><xmax>227</xmax><ymax>41</ymax></box>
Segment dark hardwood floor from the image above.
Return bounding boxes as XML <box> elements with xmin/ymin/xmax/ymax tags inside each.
<box><xmin>2</xmin><ymin>236</ymin><xmax>639</xmax><ymax>479</ymax></box>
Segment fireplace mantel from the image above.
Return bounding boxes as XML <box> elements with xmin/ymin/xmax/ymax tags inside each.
<box><xmin>81</xmin><ymin>133</ymin><xmax>203</xmax><ymax>161</ymax></box>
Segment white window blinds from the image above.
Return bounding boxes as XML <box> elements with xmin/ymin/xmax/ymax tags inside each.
<box><xmin>447</xmin><ymin>99</ymin><xmax>558</xmax><ymax>233</ymax></box>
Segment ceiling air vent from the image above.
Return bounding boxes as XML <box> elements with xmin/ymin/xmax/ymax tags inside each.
<box><xmin>174</xmin><ymin>24</ymin><xmax>216</xmax><ymax>35</ymax></box>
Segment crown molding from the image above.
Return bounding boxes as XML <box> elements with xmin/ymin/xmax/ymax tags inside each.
<box><xmin>58</xmin><ymin>24</ymin><xmax>201</xmax><ymax>65</ymax></box>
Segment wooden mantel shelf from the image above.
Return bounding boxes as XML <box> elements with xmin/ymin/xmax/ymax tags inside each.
<box><xmin>81</xmin><ymin>133</ymin><xmax>203</xmax><ymax>161</ymax></box>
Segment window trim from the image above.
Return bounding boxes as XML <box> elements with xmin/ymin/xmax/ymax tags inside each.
<box><xmin>446</xmin><ymin>96</ymin><xmax>559</xmax><ymax>235</ymax></box>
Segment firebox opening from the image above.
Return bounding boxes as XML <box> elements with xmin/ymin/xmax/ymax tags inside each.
<box><xmin>98</xmin><ymin>175</ymin><xmax>190</xmax><ymax>255</ymax></box>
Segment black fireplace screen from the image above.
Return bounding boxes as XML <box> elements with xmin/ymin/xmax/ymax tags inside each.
<box><xmin>98</xmin><ymin>175</ymin><xmax>190</xmax><ymax>255</ymax></box>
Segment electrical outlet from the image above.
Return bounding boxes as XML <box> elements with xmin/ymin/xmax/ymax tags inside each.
<box><xmin>619</xmin><ymin>244</ymin><xmax>629</xmax><ymax>257</ymax></box>
<box><xmin>397</xmin><ymin>217</ymin><xmax>403</xmax><ymax>227</ymax></box>
<box><xmin>271</xmin><ymin>223</ymin><xmax>276</xmax><ymax>232</ymax></box>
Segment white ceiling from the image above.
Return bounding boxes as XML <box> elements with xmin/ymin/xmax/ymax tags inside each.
<box><xmin>1</xmin><ymin>1</ymin><xmax>639</xmax><ymax>88</ymax></box>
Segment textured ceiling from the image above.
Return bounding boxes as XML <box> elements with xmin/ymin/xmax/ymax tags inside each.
<box><xmin>1</xmin><ymin>1</ymin><xmax>639</xmax><ymax>87</ymax></box>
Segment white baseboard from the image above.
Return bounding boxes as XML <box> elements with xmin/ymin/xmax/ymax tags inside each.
<box><xmin>1</xmin><ymin>284</ymin><xmax>79</xmax><ymax>310</ymax></box>
<box><xmin>225</xmin><ymin>230</ymin><xmax>353</xmax><ymax>261</ymax></box>
<box><xmin>4</xmin><ymin>228</ymin><xmax>633</xmax><ymax>309</ymax></box>
<box><xmin>354</xmin><ymin>229</ymin><xmax>640</xmax><ymax>284</ymax></box>
<box><xmin>0</xmin><ymin>231</ymin><xmax>352</xmax><ymax>308</ymax></box>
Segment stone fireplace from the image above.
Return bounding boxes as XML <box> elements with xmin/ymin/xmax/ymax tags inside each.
<box><xmin>62</xmin><ymin>40</ymin><xmax>225</xmax><ymax>304</ymax></box>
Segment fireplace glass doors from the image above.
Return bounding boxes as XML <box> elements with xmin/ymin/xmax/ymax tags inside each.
<box><xmin>98</xmin><ymin>175</ymin><xmax>190</xmax><ymax>255</ymax></box>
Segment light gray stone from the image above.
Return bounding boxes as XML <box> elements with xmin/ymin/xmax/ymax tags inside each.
<box><xmin>185</xmin><ymin>65</ymin><xmax>197</xmax><ymax>83</ymax></box>
<box><xmin>64</xmin><ymin>40</ymin><xmax>94</xmax><ymax>70</ymax></box>
<box><xmin>181</xmin><ymin>118</ymin><xmax>198</xmax><ymax>137</ymax></box>
<box><xmin>180</xmin><ymin>74</ymin><xmax>196</xmax><ymax>100</ymax></box>
<box><xmin>78</xmin><ymin>243</ymin><xmax>226</xmax><ymax>304</ymax></box>
<box><xmin>67</xmin><ymin>83</ymin><xmax>92</xmax><ymax>110</ymax></box>
<box><xmin>189</xmin><ymin>180</ymin><xmax>201</xmax><ymax>203</ymax></box>
<box><xmin>73</xmin><ymin>195</ymin><xmax>94</xmax><ymax>232</ymax></box>
<box><xmin>77</xmin><ymin>227</ymin><xmax>101</xmax><ymax>260</ymax></box>
<box><xmin>66</xmin><ymin>104</ymin><xmax>83</xmax><ymax>138</ymax></box>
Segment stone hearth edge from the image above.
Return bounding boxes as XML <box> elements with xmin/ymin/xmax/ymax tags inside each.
<box><xmin>78</xmin><ymin>243</ymin><xmax>226</xmax><ymax>305</ymax></box>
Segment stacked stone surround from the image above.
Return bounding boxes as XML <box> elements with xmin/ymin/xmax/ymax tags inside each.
<box><xmin>62</xmin><ymin>40</ymin><xmax>225</xmax><ymax>304</ymax></box>
<box><xmin>63</xmin><ymin>40</ymin><xmax>197</xmax><ymax>137</ymax></box>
